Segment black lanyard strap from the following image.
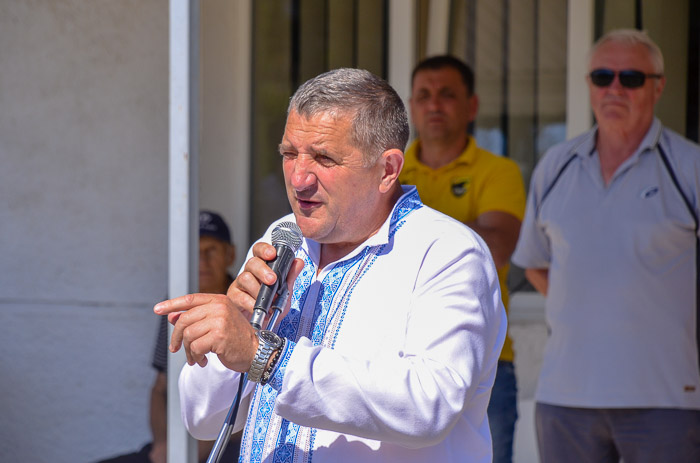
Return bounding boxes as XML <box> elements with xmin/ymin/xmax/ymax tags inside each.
<box><xmin>657</xmin><ymin>142</ymin><xmax>700</xmax><ymax>373</ymax></box>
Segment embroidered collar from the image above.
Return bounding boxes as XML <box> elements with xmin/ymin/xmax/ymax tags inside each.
<box><xmin>299</xmin><ymin>185</ymin><xmax>423</xmax><ymax>267</ymax></box>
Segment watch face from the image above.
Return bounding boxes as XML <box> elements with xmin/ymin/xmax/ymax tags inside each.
<box><xmin>260</xmin><ymin>330</ymin><xmax>282</xmax><ymax>348</ymax></box>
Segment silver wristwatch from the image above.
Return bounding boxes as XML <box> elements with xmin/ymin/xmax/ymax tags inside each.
<box><xmin>248</xmin><ymin>329</ymin><xmax>283</xmax><ymax>383</ymax></box>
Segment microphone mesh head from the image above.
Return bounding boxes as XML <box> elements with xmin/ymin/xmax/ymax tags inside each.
<box><xmin>271</xmin><ymin>221</ymin><xmax>303</xmax><ymax>251</ymax></box>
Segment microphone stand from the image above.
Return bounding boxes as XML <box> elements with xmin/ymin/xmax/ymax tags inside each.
<box><xmin>205</xmin><ymin>287</ymin><xmax>290</xmax><ymax>463</ymax></box>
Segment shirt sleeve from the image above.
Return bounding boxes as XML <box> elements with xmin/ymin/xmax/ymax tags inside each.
<box><xmin>273</xmin><ymin>231</ymin><xmax>506</xmax><ymax>448</ymax></box>
<box><xmin>179</xmin><ymin>354</ymin><xmax>255</xmax><ymax>439</ymax></box>
<box><xmin>511</xmin><ymin>162</ymin><xmax>552</xmax><ymax>269</ymax></box>
<box><xmin>475</xmin><ymin>157</ymin><xmax>526</xmax><ymax>221</ymax></box>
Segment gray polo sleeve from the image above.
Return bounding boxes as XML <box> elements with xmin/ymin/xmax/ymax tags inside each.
<box><xmin>512</xmin><ymin>164</ymin><xmax>552</xmax><ymax>269</ymax></box>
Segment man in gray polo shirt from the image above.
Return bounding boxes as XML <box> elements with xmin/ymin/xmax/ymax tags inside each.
<box><xmin>513</xmin><ymin>29</ymin><xmax>700</xmax><ymax>462</ymax></box>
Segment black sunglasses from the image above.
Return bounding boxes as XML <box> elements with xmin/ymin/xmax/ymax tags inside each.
<box><xmin>589</xmin><ymin>68</ymin><xmax>663</xmax><ymax>89</ymax></box>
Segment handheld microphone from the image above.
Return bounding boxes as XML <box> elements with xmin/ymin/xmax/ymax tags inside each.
<box><xmin>250</xmin><ymin>221</ymin><xmax>303</xmax><ymax>330</ymax></box>
<box><xmin>206</xmin><ymin>222</ymin><xmax>302</xmax><ymax>463</ymax></box>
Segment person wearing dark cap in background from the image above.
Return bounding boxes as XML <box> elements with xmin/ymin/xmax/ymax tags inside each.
<box><xmin>95</xmin><ymin>210</ymin><xmax>239</xmax><ymax>463</ymax></box>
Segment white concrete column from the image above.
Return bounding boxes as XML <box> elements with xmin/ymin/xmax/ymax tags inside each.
<box><xmin>388</xmin><ymin>0</ymin><xmax>418</xmax><ymax>117</ymax></box>
<box><xmin>566</xmin><ymin>0</ymin><xmax>594</xmax><ymax>139</ymax></box>
<box><xmin>426</xmin><ymin>0</ymin><xmax>451</xmax><ymax>56</ymax></box>
<box><xmin>168</xmin><ymin>1</ymin><xmax>199</xmax><ymax>462</ymax></box>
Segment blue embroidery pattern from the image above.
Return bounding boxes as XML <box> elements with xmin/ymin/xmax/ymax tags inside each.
<box><xmin>279</xmin><ymin>253</ymin><xmax>315</xmax><ymax>342</ymax></box>
<box><xmin>268</xmin><ymin>339</ymin><xmax>294</xmax><ymax>392</ymax></box>
<box><xmin>311</xmin><ymin>250</ymin><xmax>368</xmax><ymax>345</ymax></box>
<box><xmin>392</xmin><ymin>188</ymin><xmax>422</xmax><ymax>225</ymax></box>
<box><xmin>241</xmin><ymin>191</ymin><xmax>423</xmax><ymax>463</ymax></box>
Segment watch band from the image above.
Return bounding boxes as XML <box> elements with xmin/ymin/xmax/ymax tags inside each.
<box><xmin>261</xmin><ymin>337</ymin><xmax>286</xmax><ymax>385</ymax></box>
<box><xmin>248</xmin><ymin>330</ymin><xmax>283</xmax><ymax>383</ymax></box>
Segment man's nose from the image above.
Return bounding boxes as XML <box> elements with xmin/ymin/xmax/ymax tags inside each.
<box><xmin>290</xmin><ymin>156</ymin><xmax>317</xmax><ymax>190</ymax></box>
<box><xmin>426</xmin><ymin>94</ymin><xmax>441</xmax><ymax>110</ymax></box>
<box><xmin>607</xmin><ymin>74</ymin><xmax>625</xmax><ymax>92</ymax></box>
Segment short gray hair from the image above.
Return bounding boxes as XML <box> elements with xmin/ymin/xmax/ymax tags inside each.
<box><xmin>288</xmin><ymin>68</ymin><xmax>409</xmax><ymax>166</ymax></box>
<box><xmin>589</xmin><ymin>29</ymin><xmax>664</xmax><ymax>74</ymax></box>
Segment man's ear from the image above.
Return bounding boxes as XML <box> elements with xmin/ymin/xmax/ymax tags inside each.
<box><xmin>653</xmin><ymin>76</ymin><xmax>666</xmax><ymax>104</ymax></box>
<box><xmin>378</xmin><ymin>148</ymin><xmax>404</xmax><ymax>194</ymax></box>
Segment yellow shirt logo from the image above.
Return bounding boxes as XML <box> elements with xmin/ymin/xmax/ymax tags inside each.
<box><xmin>450</xmin><ymin>177</ymin><xmax>470</xmax><ymax>197</ymax></box>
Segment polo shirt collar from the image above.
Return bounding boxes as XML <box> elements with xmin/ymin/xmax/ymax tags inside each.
<box><xmin>402</xmin><ymin>139</ymin><xmax>422</xmax><ymax>173</ymax></box>
<box><xmin>571</xmin><ymin>117</ymin><xmax>663</xmax><ymax>160</ymax></box>
<box><xmin>639</xmin><ymin>117</ymin><xmax>664</xmax><ymax>153</ymax></box>
<box><xmin>403</xmin><ymin>136</ymin><xmax>477</xmax><ymax>172</ymax></box>
<box><xmin>455</xmin><ymin>136</ymin><xmax>478</xmax><ymax>165</ymax></box>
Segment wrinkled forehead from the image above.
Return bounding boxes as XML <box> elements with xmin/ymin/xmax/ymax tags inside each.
<box><xmin>281</xmin><ymin>109</ymin><xmax>356</xmax><ymax>148</ymax></box>
<box><xmin>283</xmin><ymin>109</ymin><xmax>357</xmax><ymax>140</ymax></box>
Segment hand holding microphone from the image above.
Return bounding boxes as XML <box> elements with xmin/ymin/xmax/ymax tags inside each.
<box><xmin>155</xmin><ymin>222</ymin><xmax>304</xmax><ymax>372</ymax></box>
<box><xmin>156</xmin><ymin>223</ymin><xmax>304</xmax><ymax>463</ymax></box>
<box><xmin>250</xmin><ymin>222</ymin><xmax>303</xmax><ymax>329</ymax></box>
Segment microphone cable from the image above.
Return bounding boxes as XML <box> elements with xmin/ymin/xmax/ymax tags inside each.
<box><xmin>205</xmin><ymin>288</ymin><xmax>291</xmax><ymax>463</ymax></box>
<box><xmin>206</xmin><ymin>222</ymin><xmax>301</xmax><ymax>463</ymax></box>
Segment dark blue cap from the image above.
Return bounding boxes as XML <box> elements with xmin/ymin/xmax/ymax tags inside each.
<box><xmin>199</xmin><ymin>210</ymin><xmax>232</xmax><ymax>244</ymax></box>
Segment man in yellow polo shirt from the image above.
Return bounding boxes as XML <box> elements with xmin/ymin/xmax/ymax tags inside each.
<box><xmin>400</xmin><ymin>55</ymin><xmax>526</xmax><ymax>463</ymax></box>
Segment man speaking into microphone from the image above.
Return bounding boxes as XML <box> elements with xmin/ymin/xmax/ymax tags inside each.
<box><xmin>155</xmin><ymin>68</ymin><xmax>506</xmax><ymax>462</ymax></box>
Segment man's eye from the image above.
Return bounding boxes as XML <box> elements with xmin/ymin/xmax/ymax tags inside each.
<box><xmin>317</xmin><ymin>155</ymin><xmax>336</xmax><ymax>166</ymax></box>
<box><xmin>281</xmin><ymin>151</ymin><xmax>297</xmax><ymax>159</ymax></box>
